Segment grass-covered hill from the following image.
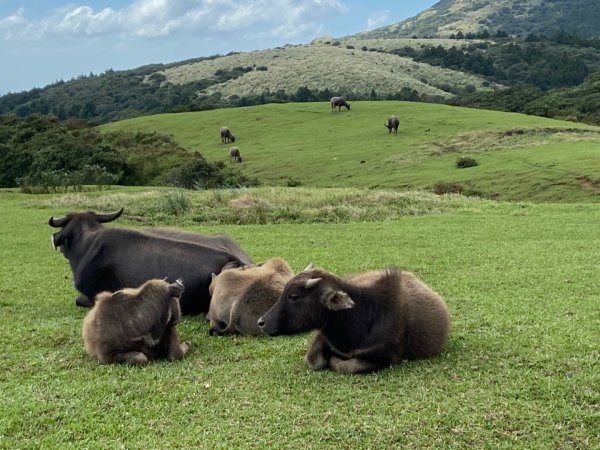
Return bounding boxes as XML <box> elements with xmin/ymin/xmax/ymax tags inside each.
<box><xmin>360</xmin><ymin>0</ymin><xmax>600</xmax><ymax>39</ymax></box>
<box><xmin>100</xmin><ymin>101</ymin><xmax>600</xmax><ymax>203</ymax></box>
<box><xmin>156</xmin><ymin>43</ymin><xmax>494</xmax><ymax>101</ymax></box>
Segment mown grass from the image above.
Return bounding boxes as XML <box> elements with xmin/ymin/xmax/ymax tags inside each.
<box><xmin>100</xmin><ymin>101</ymin><xmax>600</xmax><ymax>203</ymax></box>
<box><xmin>1</xmin><ymin>187</ymin><xmax>598</xmax><ymax>448</ymax></box>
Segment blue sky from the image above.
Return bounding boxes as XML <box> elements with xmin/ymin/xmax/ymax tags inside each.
<box><xmin>0</xmin><ymin>1</ymin><xmax>438</xmax><ymax>95</ymax></box>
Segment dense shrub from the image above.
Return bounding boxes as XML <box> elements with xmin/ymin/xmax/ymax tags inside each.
<box><xmin>456</xmin><ymin>157</ymin><xmax>479</xmax><ymax>168</ymax></box>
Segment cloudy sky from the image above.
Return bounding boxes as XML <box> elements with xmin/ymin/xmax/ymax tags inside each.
<box><xmin>0</xmin><ymin>1</ymin><xmax>438</xmax><ymax>95</ymax></box>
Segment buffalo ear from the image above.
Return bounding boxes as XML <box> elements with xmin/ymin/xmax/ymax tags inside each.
<box><xmin>321</xmin><ymin>288</ymin><xmax>354</xmax><ymax>311</ymax></box>
<box><xmin>169</xmin><ymin>279</ymin><xmax>184</xmax><ymax>298</ymax></box>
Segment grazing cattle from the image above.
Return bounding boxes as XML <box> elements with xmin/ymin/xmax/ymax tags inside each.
<box><xmin>229</xmin><ymin>146</ymin><xmax>242</xmax><ymax>163</ymax></box>
<box><xmin>385</xmin><ymin>115</ymin><xmax>400</xmax><ymax>134</ymax></box>
<box><xmin>49</xmin><ymin>209</ymin><xmax>253</xmax><ymax>315</ymax></box>
<box><xmin>220</xmin><ymin>126</ymin><xmax>236</xmax><ymax>143</ymax></box>
<box><xmin>207</xmin><ymin>258</ymin><xmax>294</xmax><ymax>336</ymax></box>
<box><xmin>82</xmin><ymin>279</ymin><xmax>190</xmax><ymax>365</ymax></box>
<box><xmin>258</xmin><ymin>264</ymin><xmax>451</xmax><ymax>374</ymax></box>
<box><xmin>330</xmin><ymin>96</ymin><xmax>350</xmax><ymax>112</ymax></box>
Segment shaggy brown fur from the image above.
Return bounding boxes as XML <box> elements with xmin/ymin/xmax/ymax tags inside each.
<box><xmin>82</xmin><ymin>279</ymin><xmax>190</xmax><ymax>365</ymax></box>
<box><xmin>208</xmin><ymin>258</ymin><xmax>294</xmax><ymax>336</ymax></box>
<box><xmin>259</xmin><ymin>265</ymin><xmax>450</xmax><ymax>374</ymax></box>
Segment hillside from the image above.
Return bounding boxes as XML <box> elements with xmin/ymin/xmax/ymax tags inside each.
<box><xmin>100</xmin><ymin>101</ymin><xmax>600</xmax><ymax>203</ymax></box>
<box><xmin>157</xmin><ymin>44</ymin><xmax>494</xmax><ymax>100</ymax></box>
<box><xmin>359</xmin><ymin>0</ymin><xmax>600</xmax><ymax>38</ymax></box>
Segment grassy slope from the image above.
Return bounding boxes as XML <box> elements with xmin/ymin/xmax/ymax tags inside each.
<box><xmin>0</xmin><ymin>189</ymin><xmax>598</xmax><ymax>448</ymax></box>
<box><xmin>101</xmin><ymin>101</ymin><xmax>600</xmax><ymax>202</ymax></box>
<box><xmin>157</xmin><ymin>44</ymin><xmax>494</xmax><ymax>99</ymax></box>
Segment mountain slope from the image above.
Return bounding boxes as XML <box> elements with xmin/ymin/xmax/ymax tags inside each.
<box><xmin>158</xmin><ymin>44</ymin><xmax>494</xmax><ymax>100</ymax></box>
<box><xmin>359</xmin><ymin>0</ymin><xmax>600</xmax><ymax>38</ymax></box>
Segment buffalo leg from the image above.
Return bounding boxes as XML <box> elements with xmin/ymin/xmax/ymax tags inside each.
<box><xmin>75</xmin><ymin>293</ymin><xmax>94</xmax><ymax>307</ymax></box>
<box><xmin>305</xmin><ymin>332</ymin><xmax>330</xmax><ymax>370</ymax></box>
<box><xmin>164</xmin><ymin>326</ymin><xmax>190</xmax><ymax>361</ymax></box>
<box><xmin>110</xmin><ymin>351</ymin><xmax>149</xmax><ymax>365</ymax></box>
<box><xmin>329</xmin><ymin>356</ymin><xmax>380</xmax><ymax>374</ymax></box>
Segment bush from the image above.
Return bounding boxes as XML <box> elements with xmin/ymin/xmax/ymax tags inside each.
<box><xmin>159</xmin><ymin>191</ymin><xmax>191</xmax><ymax>215</ymax></box>
<box><xmin>456</xmin><ymin>156</ymin><xmax>479</xmax><ymax>168</ymax></box>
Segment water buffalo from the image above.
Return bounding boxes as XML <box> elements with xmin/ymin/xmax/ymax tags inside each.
<box><xmin>385</xmin><ymin>115</ymin><xmax>400</xmax><ymax>134</ymax></box>
<box><xmin>229</xmin><ymin>146</ymin><xmax>242</xmax><ymax>163</ymax></box>
<box><xmin>220</xmin><ymin>126</ymin><xmax>235</xmax><ymax>143</ymax></box>
<box><xmin>330</xmin><ymin>96</ymin><xmax>350</xmax><ymax>112</ymax></box>
<box><xmin>207</xmin><ymin>258</ymin><xmax>294</xmax><ymax>336</ymax></box>
<box><xmin>49</xmin><ymin>208</ymin><xmax>253</xmax><ymax>315</ymax></box>
<box><xmin>82</xmin><ymin>279</ymin><xmax>190</xmax><ymax>365</ymax></box>
<box><xmin>258</xmin><ymin>264</ymin><xmax>451</xmax><ymax>374</ymax></box>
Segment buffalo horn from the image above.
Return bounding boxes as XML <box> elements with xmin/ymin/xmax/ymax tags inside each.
<box><xmin>303</xmin><ymin>263</ymin><xmax>315</xmax><ymax>272</ymax></box>
<box><xmin>48</xmin><ymin>214</ymin><xmax>69</xmax><ymax>228</ymax></box>
<box><xmin>94</xmin><ymin>208</ymin><xmax>124</xmax><ymax>223</ymax></box>
<box><xmin>305</xmin><ymin>278</ymin><xmax>322</xmax><ymax>289</ymax></box>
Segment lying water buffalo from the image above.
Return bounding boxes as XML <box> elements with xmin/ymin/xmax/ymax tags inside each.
<box><xmin>49</xmin><ymin>208</ymin><xmax>253</xmax><ymax>315</ymax></box>
<box><xmin>330</xmin><ymin>96</ymin><xmax>350</xmax><ymax>112</ymax></box>
<box><xmin>207</xmin><ymin>258</ymin><xmax>294</xmax><ymax>336</ymax></box>
<box><xmin>82</xmin><ymin>279</ymin><xmax>190</xmax><ymax>365</ymax></box>
<box><xmin>258</xmin><ymin>264</ymin><xmax>451</xmax><ymax>374</ymax></box>
<box><xmin>385</xmin><ymin>115</ymin><xmax>400</xmax><ymax>134</ymax></box>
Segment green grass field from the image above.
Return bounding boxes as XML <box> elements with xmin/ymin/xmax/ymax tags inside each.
<box><xmin>1</xmin><ymin>187</ymin><xmax>598</xmax><ymax>448</ymax></box>
<box><xmin>100</xmin><ymin>102</ymin><xmax>600</xmax><ymax>203</ymax></box>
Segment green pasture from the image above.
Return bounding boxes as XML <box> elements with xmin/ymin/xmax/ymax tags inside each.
<box><xmin>1</xmin><ymin>187</ymin><xmax>598</xmax><ymax>448</ymax></box>
<box><xmin>100</xmin><ymin>101</ymin><xmax>600</xmax><ymax>202</ymax></box>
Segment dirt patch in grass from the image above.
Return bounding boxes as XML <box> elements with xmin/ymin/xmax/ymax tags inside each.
<box><xmin>577</xmin><ymin>176</ymin><xmax>600</xmax><ymax>193</ymax></box>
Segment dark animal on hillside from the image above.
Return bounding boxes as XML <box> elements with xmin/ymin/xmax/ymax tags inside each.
<box><xmin>220</xmin><ymin>126</ymin><xmax>236</xmax><ymax>143</ymax></box>
<box><xmin>208</xmin><ymin>258</ymin><xmax>294</xmax><ymax>336</ymax></box>
<box><xmin>82</xmin><ymin>278</ymin><xmax>190</xmax><ymax>365</ymax></box>
<box><xmin>229</xmin><ymin>146</ymin><xmax>242</xmax><ymax>163</ymax></box>
<box><xmin>330</xmin><ymin>96</ymin><xmax>350</xmax><ymax>112</ymax></box>
<box><xmin>385</xmin><ymin>115</ymin><xmax>400</xmax><ymax>134</ymax></box>
<box><xmin>258</xmin><ymin>264</ymin><xmax>451</xmax><ymax>374</ymax></box>
<box><xmin>49</xmin><ymin>209</ymin><xmax>253</xmax><ymax>315</ymax></box>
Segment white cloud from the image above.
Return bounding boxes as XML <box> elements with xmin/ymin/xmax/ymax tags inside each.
<box><xmin>366</xmin><ymin>9</ymin><xmax>389</xmax><ymax>30</ymax></box>
<box><xmin>0</xmin><ymin>0</ymin><xmax>345</xmax><ymax>40</ymax></box>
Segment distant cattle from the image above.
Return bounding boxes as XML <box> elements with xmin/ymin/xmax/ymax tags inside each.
<box><xmin>229</xmin><ymin>146</ymin><xmax>242</xmax><ymax>163</ymax></box>
<box><xmin>330</xmin><ymin>96</ymin><xmax>350</xmax><ymax>112</ymax></box>
<box><xmin>49</xmin><ymin>209</ymin><xmax>253</xmax><ymax>315</ymax></box>
<box><xmin>208</xmin><ymin>258</ymin><xmax>294</xmax><ymax>336</ymax></box>
<box><xmin>82</xmin><ymin>279</ymin><xmax>190</xmax><ymax>365</ymax></box>
<box><xmin>258</xmin><ymin>264</ymin><xmax>451</xmax><ymax>374</ymax></box>
<box><xmin>220</xmin><ymin>126</ymin><xmax>236</xmax><ymax>143</ymax></box>
<box><xmin>385</xmin><ymin>115</ymin><xmax>400</xmax><ymax>134</ymax></box>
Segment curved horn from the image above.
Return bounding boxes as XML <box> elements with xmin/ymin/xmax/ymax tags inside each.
<box><xmin>303</xmin><ymin>263</ymin><xmax>315</xmax><ymax>272</ymax></box>
<box><xmin>305</xmin><ymin>278</ymin><xmax>322</xmax><ymax>289</ymax></box>
<box><xmin>48</xmin><ymin>214</ymin><xmax>70</xmax><ymax>228</ymax></box>
<box><xmin>94</xmin><ymin>208</ymin><xmax>124</xmax><ymax>224</ymax></box>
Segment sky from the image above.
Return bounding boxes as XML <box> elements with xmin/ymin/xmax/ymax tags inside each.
<box><xmin>0</xmin><ymin>1</ymin><xmax>439</xmax><ymax>95</ymax></box>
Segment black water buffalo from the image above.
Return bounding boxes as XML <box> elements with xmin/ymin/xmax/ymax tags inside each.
<box><xmin>220</xmin><ymin>126</ymin><xmax>235</xmax><ymax>143</ymax></box>
<box><xmin>258</xmin><ymin>264</ymin><xmax>451</xmax><ymax>374</ymax></box>
<box><xmin>207</xmin><ymin>258</ymin><xmax>294</xmax><ymax>336</ymax></box>
<box><xmin>49</xmin><ymin>208</ymin><xmax>253</xmax><ymax>315</ymax></box>
<box><xmin>330</xmin><ymin>96</ymin><xmax>350</xmax><ymax>111</ymax></box>
<box><xmin>385</xmin><ymin>115</ymin><xmax>400</xmax><ymax>134</ymax></box>
<box><xmin>82</xmin><ymin>279</ymin><xmax>190</xmax><ymax>365</ymax></box>
<box><xmin>229</xmin><ymin>146</ymin><xmax>242</xmax><ymax>163</ymax></box>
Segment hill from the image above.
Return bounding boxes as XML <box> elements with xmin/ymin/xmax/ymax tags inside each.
<box><xmin>359</xmin><ymin>0</ymin><xmax>600</xmax><ymax>38</ymax></box>
<box><xmin>100</xmin><ymin>101</ymin><xmax>600</xmax><ymax>203</ymax></box>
